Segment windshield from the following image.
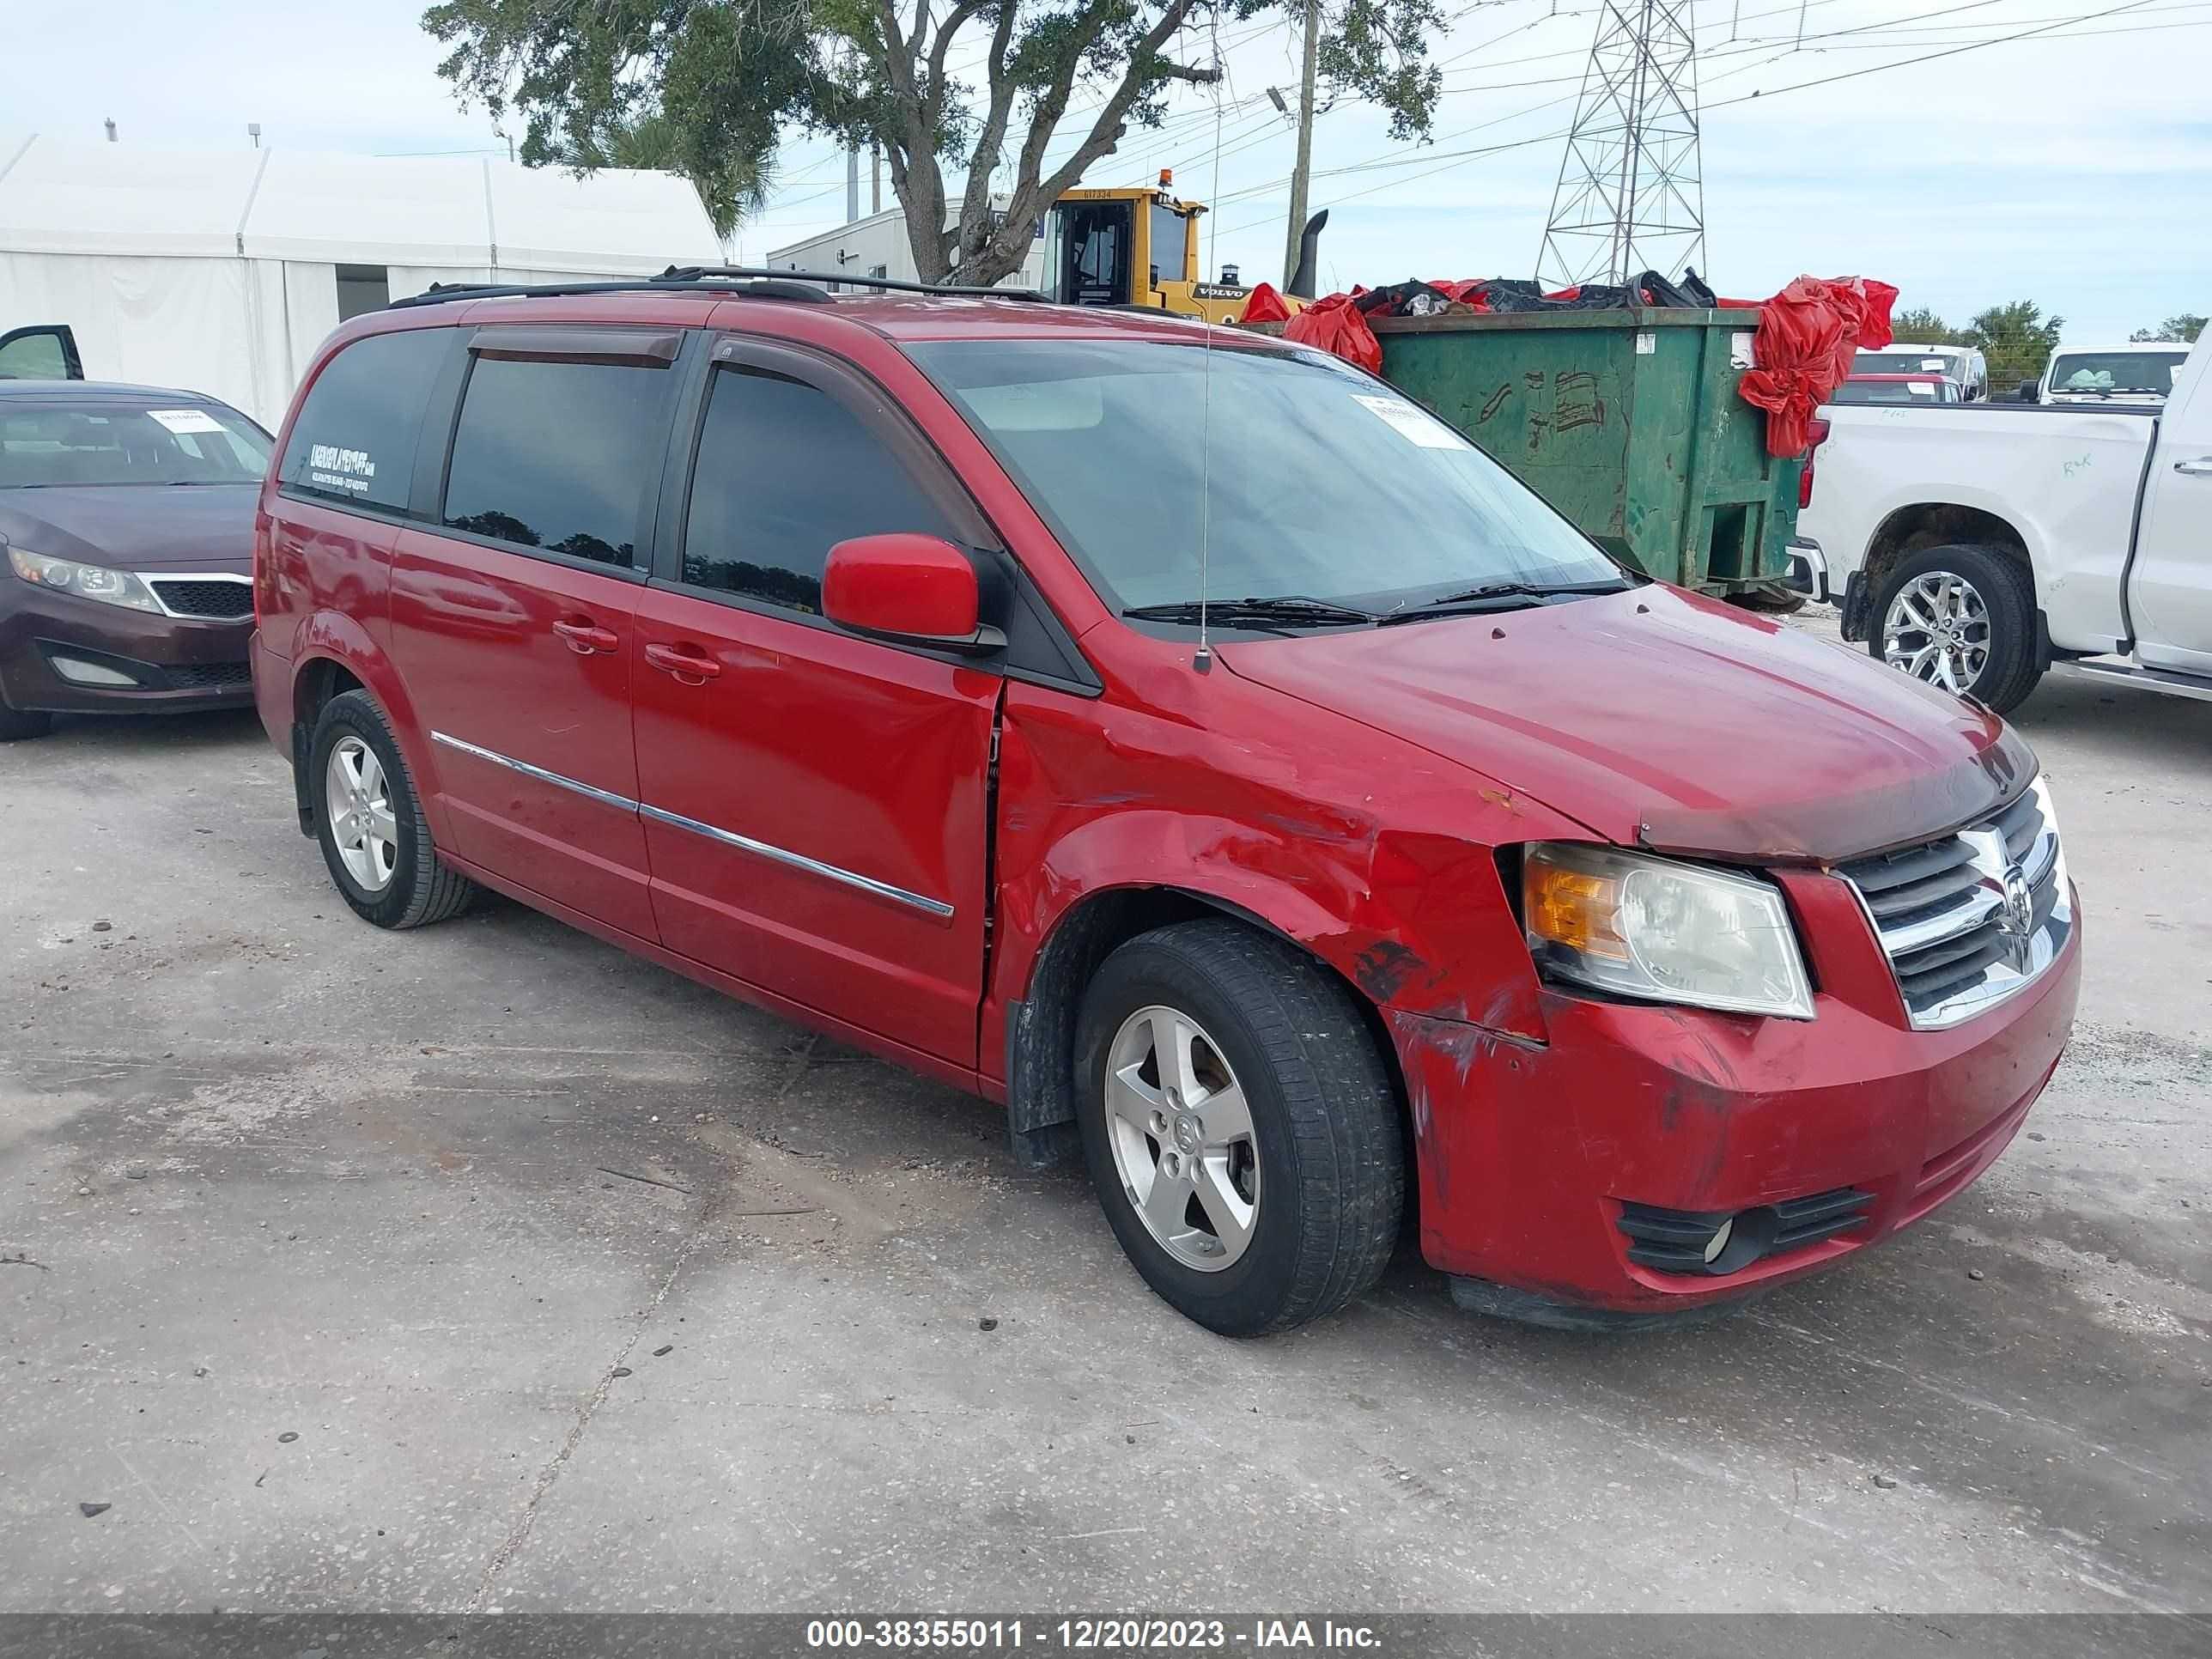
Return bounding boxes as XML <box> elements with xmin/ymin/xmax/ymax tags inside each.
<box><xmin>2046</xmin><ymin>351</ymin><xmax>2186</xmax><ymax>396</ymax></box>
<box><xmin>906</xmin><ymin>338</ymin><xmax>1620</xmax><ymax>614</ymax></box>
<box><xmin>1855</xmin><ymin>349</ymin><xmax>1959</xmax><ymax>378</ymax></box>
<box><xmin>1832</xmin><ymin>378</ymin><xmax>1953</xmax><ymax>405</ymax></box>
<box><xmin>0</xmin><ymin>400</ymin><xmax>270</xmax><ymax>487</ymax></box>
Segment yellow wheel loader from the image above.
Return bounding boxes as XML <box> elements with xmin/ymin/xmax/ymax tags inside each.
<box><xmin>1038</xmin><ymin>173</ymin><xmax>1323</xmax><ymax>321</ymax></box>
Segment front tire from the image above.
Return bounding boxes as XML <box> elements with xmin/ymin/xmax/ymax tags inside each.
<box><xmin>1075</xmin><ymin>921</ymin><xmax>1405</xmax><ymax>1336</ymax></box>
<box><xmin>308</xmin><ymin>690</ymin><xmax>477</xmax><ymax>929</ymax></box>
<box><xmin>1869</xmin><ymin>543</ymin><xmax>2041</xmax><ymax>712</ymax></box>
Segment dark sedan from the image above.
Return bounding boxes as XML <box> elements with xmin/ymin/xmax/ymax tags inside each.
<box><xmin>0</xmin><ymin>380</ymin><xmax>270</xmax><ymax>740</ymax></box>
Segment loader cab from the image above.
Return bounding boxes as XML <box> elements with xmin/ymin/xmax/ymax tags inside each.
<box><xmin>1041</xmin><ymin>177</ymin><xmax>1247</xmax><ymax>323</ymax></box>
<box><xmin>1048</xmin><ymin>196</ymin><xmax>1138</xmax><ymax>307</ymax></box>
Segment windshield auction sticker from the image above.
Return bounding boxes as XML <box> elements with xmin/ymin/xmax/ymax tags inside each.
<box><xmin>1351</xmin><ymin>394</ymin><xmax>1464</xmax><ymax>449</ymax></box>
<box><xmin>146</xmin><ymin>408</ymin><xmax>226</xmax><ymax>434</ymax></box>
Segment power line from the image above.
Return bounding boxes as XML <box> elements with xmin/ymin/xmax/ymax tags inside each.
<box><xmin>1207</xmin><ymin>0</ymin><xmax>2185</xmax><ymax>237</ymax></box>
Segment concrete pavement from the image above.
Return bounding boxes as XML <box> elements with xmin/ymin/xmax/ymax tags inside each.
<box><xmin>2</xmin><ymin>638</ymin><xmax>2206</xmax><ymax>1613</ymax></box>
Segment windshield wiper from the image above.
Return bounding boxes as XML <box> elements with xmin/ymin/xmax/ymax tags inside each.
<box><xmin>1378</xmin><ymin>577</ymin><xmax>1632</xmax><ymax>624</ymax></box>
<box><xmin>1121</xmin><ymin>595</ymin><xmax>1381</xmax><ymax>630</ymax></box>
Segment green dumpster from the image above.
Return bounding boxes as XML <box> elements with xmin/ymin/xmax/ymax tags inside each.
<box><xmin>1367</xmin><ymin>309</ymin><xmax>1802</xmax><ymax>595</ymax></box>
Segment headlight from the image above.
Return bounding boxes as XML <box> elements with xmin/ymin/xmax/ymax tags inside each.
<box><xmin>5</xmin><ymin>544</ymin><xmax>162</xmax><ymax>613</ymax></box>
<box><xmin>1522</xmin><ymin>842</ymin><xmax>1814</xmax><ymax>1019</ymax></box>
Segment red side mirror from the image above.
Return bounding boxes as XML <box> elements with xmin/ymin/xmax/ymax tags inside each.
<box><xmin>822</xmin><ymin>533</ymin><xmax>985</xmax><ymax>647</ymax></box>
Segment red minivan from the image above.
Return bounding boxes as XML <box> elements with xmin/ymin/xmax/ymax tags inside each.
<box><xmin>252</xmin><ymin>276</ymin><xmax>2079</xmax><ymax>1335</ymax></box>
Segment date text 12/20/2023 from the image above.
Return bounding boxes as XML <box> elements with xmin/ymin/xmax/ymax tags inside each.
<box><xmin>804</xmin><ymin>1619</ymin><xmax>1384</xmax><ymax>1650</ymax></box>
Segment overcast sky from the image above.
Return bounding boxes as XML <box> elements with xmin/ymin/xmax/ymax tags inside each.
<box><xmin>6</xmin><ymin>0</ymin><xmax>2204</xmax><ymax>339</ymax></box>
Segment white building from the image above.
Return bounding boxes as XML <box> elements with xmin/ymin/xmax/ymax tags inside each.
<box><xmin>765</xmin><ymin>201</ymin><xmax>1046</xmax><ymax>292</ymax></box>
<box><xmin>0</xmin><ymin>136</ymin><xmax>721</xmax><ymax>425</ymax></box>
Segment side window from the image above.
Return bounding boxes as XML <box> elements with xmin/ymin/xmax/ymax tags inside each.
<box><xmin>0</xmin><ymin>326</ymin><xmax>76</xmax><ymax>381</ymax></box>
<box><xmin>441</xmin><ymin>356</ymin><xmax>674</xmax><ymax>569</ymax></box>
<box><xmin>681</xmin><ymin>366</ymin><xmax>957</xmax><ymax>614</ymax></box>
<box><xmin>279</xmin><ymin>328</ymin><xmax>451</xmax><ymax>512</ymax></box>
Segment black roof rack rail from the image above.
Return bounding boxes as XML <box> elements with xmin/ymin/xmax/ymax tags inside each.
<box><xmin>386</xmin><ymin>266</ymin><xmax>1046</xmax><ymax>313</ymax></box>
<box><xmin>656</xmin><ymin>264</ymin><xmax>1048</xmax><ymax>302</ymax></box>
<box><xmin>387</xmin><ymin>275</ymin><xmax>836</xmax><ymax>310</ymax></box>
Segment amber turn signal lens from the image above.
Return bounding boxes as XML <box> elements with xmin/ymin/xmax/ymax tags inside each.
<box><xmin>1524</xmin><ymin>851</ymin><xmax>1631</xmax><ymax>961</ymax></box>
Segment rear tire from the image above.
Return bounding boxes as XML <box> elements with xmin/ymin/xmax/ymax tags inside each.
<box><xmin>0</xmin><ymin>702</ymin><xmax>53</xmax><ymax>742</ymax></box>
<box><xmin>1075</xmin><ymin>920</ymin><xmax>1405</xmax><ymax>1335</ymax></box>
<box><xmin>1868</xmin><ymin>543</ymin><xmax>2042</xmax><ymax>712</ymax></box>
<box><xmin>308</xmin><ymin>690</ymin><xmax>477</xmax><ymax>930</ymax></box>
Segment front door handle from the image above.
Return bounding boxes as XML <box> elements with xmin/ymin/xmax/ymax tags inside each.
<box><xmin>551</xmin><ymin>618</ymin><xmax>620</xmax><ymax>654</ymax></box>
<box><xmin>644</xmin><ymin>641</ymin><xmax>723</xmax><ymax>684</ymax></box>
<box><xmin>2174</xmin><ymin>456</ymin><xmax>2212</xmax><ymax>477</ymax></box>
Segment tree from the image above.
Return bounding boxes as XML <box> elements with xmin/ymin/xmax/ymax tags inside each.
<box><xmin>423</xmin><ymin>0</ymin><xmax>1443</xmax><ymax>287</ymax></box>
<box><xmin>1960</xmin><ymin>300</ymin><xmax>2065</xmax><ymax>389</ymax></box>
<box><xmin>2130</xmin><ymin>313</ymin><xmax>2207</xmax><ymax>343</ymax></box>
<box><xmin>544</xmin><ymin>108</ymin><xmax>776</xmax><ymax>243</ymax></box>
<box><xmin>1887</xmin><ymin>306</ymin><xmax>1957</xmax><ymax>344</ymax></box>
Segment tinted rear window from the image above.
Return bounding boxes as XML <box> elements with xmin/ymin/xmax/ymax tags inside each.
<box><xmin>280</xmin><ymin>327</ymin><xmax>453</xmax><ymax>511</ymax></box>
<box><xmin>441</xmin><ymin>356</ymin><xmax>674</xmax><ymax>569</ymax></box>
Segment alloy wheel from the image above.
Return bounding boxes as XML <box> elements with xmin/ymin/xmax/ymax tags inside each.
<box><xmin>1882</xmin><ymin>570</ymin><xmax>1990</xmax><ymax>694</ymax></box>
<box><xmin>325</xmin><ymin>735</ymin><xmax>398</xmax><ymax>894</ymax></box>
<box><xmin>1103</xmin><ymin>1004</ymin><xmax>1261</xmax><ymax>1272</ymax></box>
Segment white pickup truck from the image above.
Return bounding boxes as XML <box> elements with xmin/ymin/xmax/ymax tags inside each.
<box><xmin>1790</xmin><ymin>328</ymin><xmax>2212</xmax><ymax>711</ymax></box>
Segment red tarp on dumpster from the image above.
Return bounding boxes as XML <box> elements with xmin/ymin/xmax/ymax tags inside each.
<box><xmin>1241</xmin><ymin>282</ymin><xmax>1292</xmax><ymax>325</ymax></box>
<box><xmin>1281</xmin><ymin>290</ymin><xmax>1382</xmax><ymax>375</ymax></box>
<box><xmin>1735</xmin><ymin>276</ymin><xmax>1899</xmax><ymax>456</ymax></box>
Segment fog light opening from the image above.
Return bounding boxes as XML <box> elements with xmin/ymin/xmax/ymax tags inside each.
<box><xmin>50</xmin><ymin>655</ymin><xmax>141</xmax><ymax>688</ymax></box>
<box><xmin>1702</xmin><ymin>1216</ymin><xmax>1734</xmax><ymax>1264</ymax></box>
<box><xmin>1703</xmin><ymin>1205</ymin><xmax>1781</xmax><ymax>1275</ymax></box>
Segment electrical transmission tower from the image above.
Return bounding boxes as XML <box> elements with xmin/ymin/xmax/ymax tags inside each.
<box><xmin>1537</xmin><ymin>0</ymin><xmax>1705</xmax><ymax>288</ymax></box>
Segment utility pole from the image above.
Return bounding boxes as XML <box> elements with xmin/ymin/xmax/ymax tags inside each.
<box><xmin>1537</xmin><ymin>0</ymin><xmax>1705</xmax><ymax>287</ymax></box>
<box><xmin>1281</xmin><ymin>0</ymin><xmax>1320</xmax><ymax>288</ymax></box>
<box><xmin>847</xmin><ymin>143</ymin><xmax>860</xmax><ymax>223</ymax></box>
<box><xmin>871</xmin><ymin>143</ymin><xmax>882</xmax><ymax>215</ymax></box>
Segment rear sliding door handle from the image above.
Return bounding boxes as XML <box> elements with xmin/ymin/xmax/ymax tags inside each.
<box><xmin>551</xmin><ymin>618</ymin><xmax>619</xmax><ymax>654</ymax></box>
<box><xmin>643</xmin><ymin>641</ymin><xmax>723</xmax><ymax>684</ymax></box>
<box><xmin>2173</xmin><ymin>456</ymin><xmax>2212</xmax><ymax>477</ymax></box>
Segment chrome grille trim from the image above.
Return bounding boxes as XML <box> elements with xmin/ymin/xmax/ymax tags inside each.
<box><xmin>1838</xmin><ymin>774</ymin><xmax>2072</xmax><ymax>1031</ymax></box>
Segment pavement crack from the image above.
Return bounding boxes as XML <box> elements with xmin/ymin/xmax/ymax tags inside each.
<box><xmin>775</xmin><ymin>1034</ymin><xmax>822</xmax><ymax>1102</ymax></box>
<box><xmin>597</xmin><ymin>1165</ymin><xmax>693</xmax><ymax>1195</ymax></box>
<box><xmin>466</xmin><ymin>1187</ymin><xmax>724</xmax><ymax>1610</ymax></box>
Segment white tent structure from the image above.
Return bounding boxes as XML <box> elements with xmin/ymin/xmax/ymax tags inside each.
<box><xmin>0</xmin><ymin>136</ymin><xmax>721</xmax><ymax>425</ymax></box>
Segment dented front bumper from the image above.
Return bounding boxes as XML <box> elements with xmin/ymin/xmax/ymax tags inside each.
<box><xmin>1389</xmin><ymin>893</ymin><xmax>2081</xmax><ymax>1320</ymax></box>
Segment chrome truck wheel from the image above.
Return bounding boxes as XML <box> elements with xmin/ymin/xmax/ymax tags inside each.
<box><xmin>1881</xmin><ymin>569</ymin><xmax>1990</xmax><ymax>694</ymax></box>
<box><xmin>1865</xmin><ymin>543</ymin><xmax>2044</xmax><ymax>713</ymax></box>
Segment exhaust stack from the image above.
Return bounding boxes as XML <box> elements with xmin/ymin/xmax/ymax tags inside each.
<box><xmin>1285</xmin><ymin>210</ymin><xmax>1328</xmax><ymax>300</ymax></box>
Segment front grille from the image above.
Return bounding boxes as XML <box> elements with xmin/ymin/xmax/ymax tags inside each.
<box><xmin>148</xmin><ymin>578</ymin><xmax>252</xmax><ymax>619</ymax></box>
<box><xmin>167</xmin><ymin>660</ymin><xmax>253</xmax><ymax>690</ymax></box>
<box><xmin>1619</xmin><ymin>1187</ymin><xmax>1875</xmax><ymax>1276</ymax></box>
<box><xmin>1838</xmin><ymin>780</ymin><xmax>2069</xmax><ymax>1030</ymax></box>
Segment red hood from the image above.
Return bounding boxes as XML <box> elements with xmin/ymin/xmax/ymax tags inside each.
<box><xmin>1219</xmin><ymin>585</ymin><xmax>2036</xmax><ymax>863</ymax></box>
